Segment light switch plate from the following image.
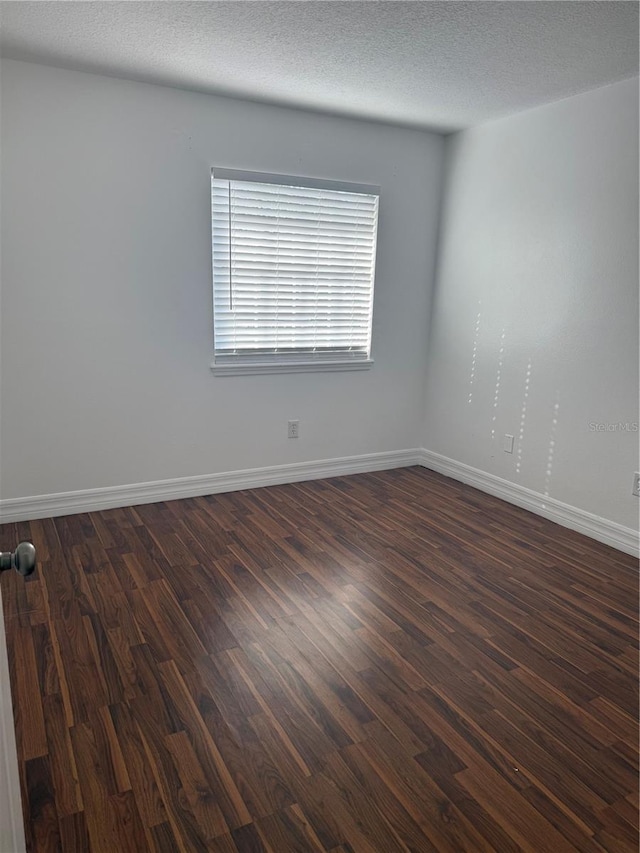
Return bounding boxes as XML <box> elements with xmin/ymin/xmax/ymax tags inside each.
<box><xmin>503</xmin><ymin>434</ymin><xmax>514</xmax><ymax>454</ymax></box>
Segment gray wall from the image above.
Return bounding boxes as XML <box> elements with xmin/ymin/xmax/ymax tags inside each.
<box><xmin>0</xmin><ymin>59</ymin><xmax>443</xmax><ymax>499</ymax></box>
<box><xmin>423</xmin><ymin>77</ymin><xmax>639</xmax><ymax>530</ymax></box>
<box><xmin>2</xmin><ymin>59</ymin><xmax>637</xmax><ymax>534</ymax></box>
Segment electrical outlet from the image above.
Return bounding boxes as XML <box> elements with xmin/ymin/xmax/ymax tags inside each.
<box><xmin>503</xmin><ymin>434</ymin><xmax>514</xmax><ymax>454</ymax></box>
<box><xmin>288</xmin><ymin>419</ymin><xmax>299</xmax><ymax>439</ymax></box>
<box><xmin>633</xmin><ymin>472</ymin><xmax>640</xmax><ymax>497</ymax></box>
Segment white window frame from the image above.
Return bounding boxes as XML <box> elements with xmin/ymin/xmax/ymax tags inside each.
<box><xmin>210</xmin><ymin>168</ymin><xmax>380</xmax><ymax>376</ymax></box>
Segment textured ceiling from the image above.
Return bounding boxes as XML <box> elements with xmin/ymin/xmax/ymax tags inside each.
<box><xmin>0</xmin><ymin>1</ymin><xmax>638</xmax><ymax>131</ymax></box>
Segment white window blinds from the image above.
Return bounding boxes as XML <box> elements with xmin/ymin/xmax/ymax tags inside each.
<box><xmin>211</xmin><ymin>170</ymin><xmax>379</xmax><ymax>372</ymax></box>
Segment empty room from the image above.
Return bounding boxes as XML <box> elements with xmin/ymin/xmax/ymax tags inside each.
<box><xmin>0</xmin><ymin>1</ymin><xmax>638</xmax><ymax>851</ymax></box>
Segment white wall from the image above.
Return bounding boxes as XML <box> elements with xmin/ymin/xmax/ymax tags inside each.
<box><xmin>0</xmin><ymin>59</ymin><xmax>444</xmax><ymax>500</ymax></box>
<box><xmin>423</xmin><ymin>77</ymin><xmax>639</xmax><ymax>531</ymax></box>
<box><xmin>2</xmin><ymin>60</ymin><xmax>637</xmax><ymax>540</ymax></box>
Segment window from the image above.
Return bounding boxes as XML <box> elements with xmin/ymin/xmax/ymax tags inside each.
<box><xmin>211</xmin><ymin>169</ymin><xmax>379</xmax><ymax>374</ymax></box>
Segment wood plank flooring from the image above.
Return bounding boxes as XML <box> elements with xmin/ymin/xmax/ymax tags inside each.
<box><xmin>1</xmin><ymin>466</ymin><xmax>638</xmax><ymax>852</ymax></box>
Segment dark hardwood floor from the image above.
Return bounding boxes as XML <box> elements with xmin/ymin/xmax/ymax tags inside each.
<box><xmin>1</xmin><ymin>466</ymin><xmax>638</xmax><ymax>852</ymax></box>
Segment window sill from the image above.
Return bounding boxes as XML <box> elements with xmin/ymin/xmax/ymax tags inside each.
<box><xmin>210</xmin><ymin>359</ymin><xmax>374</xmax><ymax>376</ymax></box>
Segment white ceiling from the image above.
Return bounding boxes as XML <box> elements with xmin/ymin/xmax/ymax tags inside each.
<box><xmin>0</xmin><ymin>1</ymin><xmax>638</xmax><ymax>132</ymax></box>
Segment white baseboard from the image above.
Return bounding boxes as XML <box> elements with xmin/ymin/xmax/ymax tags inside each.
<box><xmin>1</xmin><ymin>446</ymin><xmax>637</xmax><ymax>558</ymax></box>
<box><xmin>0</xmin><ymin>449</ymin><xmax>422</xmax><ymax>524</ymax></box>
<box><xmin>419</xmin><ymin>448</ymin><xmax>640</xmax><ymax>558</ymax></box>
